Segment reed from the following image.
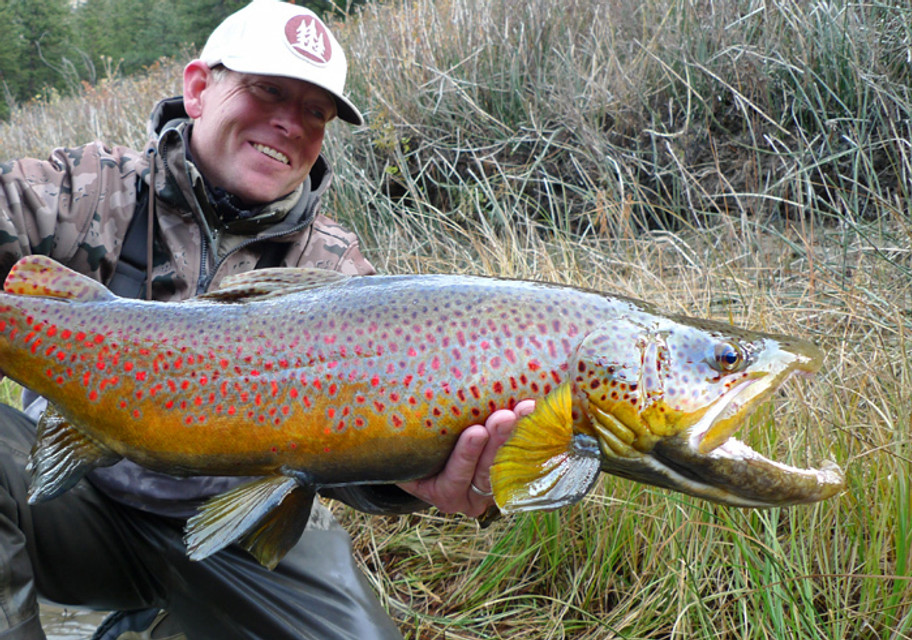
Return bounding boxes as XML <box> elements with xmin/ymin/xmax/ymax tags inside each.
<box><xmin>1</xmin><ymin>0</ymin><xmax>909</xmax><ymax>637</ymax></box>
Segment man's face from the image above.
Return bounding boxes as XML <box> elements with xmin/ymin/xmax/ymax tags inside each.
<box><xmin>184</xmin><ymin>63</ymin><xmax>338</xmax><ymax>205</ymax></box>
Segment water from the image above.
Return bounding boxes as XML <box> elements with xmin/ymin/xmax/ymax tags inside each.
<box><xmin>40</xmin><ymin>603</ymin><xmax>108</xmax><ymax>640</ymax></box>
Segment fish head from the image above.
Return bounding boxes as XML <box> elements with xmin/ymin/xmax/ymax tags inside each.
<box><xmin>571</xmin><ymin>313</ymin><xmax>843</xmax><ymax>507</ymax></box>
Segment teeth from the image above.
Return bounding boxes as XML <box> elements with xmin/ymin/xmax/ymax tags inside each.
<box><xmin>253</xmin><ymin>144</ymin><xmax>289</xmax><ymax>165</ymax></box>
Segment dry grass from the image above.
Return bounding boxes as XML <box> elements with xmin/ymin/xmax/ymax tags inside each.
<box><xmin>1</xmin><ymin>0</ymin><xmax>910</xmax><ymax>638</ymax></box>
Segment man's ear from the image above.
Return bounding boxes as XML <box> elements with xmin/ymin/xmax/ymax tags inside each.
<box><xmin>183</xmin><ymin>60</ymin><xmax>211</xmax><ymax>119</ymax></box>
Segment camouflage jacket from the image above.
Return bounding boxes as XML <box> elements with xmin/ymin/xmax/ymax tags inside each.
<box><xmin>0</xmin><ymin>97</ymin><xmax>426</xmax><ymax>518</ymax></box>
<box><xmin>0</xmin><ymin>97</ymin><xmax>374</xmax><ymax>296</ymax></box>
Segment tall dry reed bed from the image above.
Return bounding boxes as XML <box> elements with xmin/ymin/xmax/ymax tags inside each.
<box><xmin>1</xmin><ymin>0</ymin><xmax>910</xmax><ymax>638</ymax></box>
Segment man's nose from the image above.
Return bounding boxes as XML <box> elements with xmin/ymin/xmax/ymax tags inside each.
<box><xmin>271</xmin><ymin>103</ymin><xmax>304</xmax><ymax>138</ymax></box>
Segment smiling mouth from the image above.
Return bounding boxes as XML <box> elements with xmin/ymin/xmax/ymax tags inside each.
<box><xmin>252</xmin><ymin>143</ymin><xmax>289</xmax><ymax>165</ymax></box>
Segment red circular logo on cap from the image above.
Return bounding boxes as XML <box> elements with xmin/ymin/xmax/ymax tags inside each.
<box><xmin>284</xmin><ymin>15</ymin><xmax>332</xmax><ymax>65</ymax></box>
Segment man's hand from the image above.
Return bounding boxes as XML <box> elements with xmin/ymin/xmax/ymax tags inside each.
<box><xmin>397</xmin><ymin>400</ymin><xmax>536</xmax><ymax>517</ymax></box>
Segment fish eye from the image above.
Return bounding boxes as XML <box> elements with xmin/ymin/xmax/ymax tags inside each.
<box><xmin>711</xmin><ymin>343</ymin><xmax>745</xmax><ymax>373</ymax></box>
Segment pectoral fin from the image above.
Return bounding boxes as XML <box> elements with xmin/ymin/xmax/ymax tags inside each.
<box><xmin>491</xmin><ymin>383</ymin><xmax>602</xmax><ymax>514</ymax></box>
<box><xmin>184</xmin><ymin>474</ymin><xmax>315</xmax><ymax>569</ymax></box>
<box><xmin>27</xmin><ymin>405</ymin><xmax>121</xmax><ymax>504</ymax></box>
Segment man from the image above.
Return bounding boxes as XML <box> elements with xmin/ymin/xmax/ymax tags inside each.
<box><xmin>0</xmin><ymin>2</ymin><xmax>530</xmax><ymax>638</ymax></box>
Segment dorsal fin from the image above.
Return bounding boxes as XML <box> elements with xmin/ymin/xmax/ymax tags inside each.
<box><xmin>197</xmin><ymin>267</ymin><xmax>350</xmax><ymax>303</ymax></box>
<box><xmin>5</xmin><ymin>255</ymin><xmax>115</xmax><ymax>302</ymax></box>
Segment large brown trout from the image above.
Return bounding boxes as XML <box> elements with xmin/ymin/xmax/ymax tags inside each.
<box><xmin>0</xmin><ymin>256</ymin><xmax>843</xmax><ymax>568</ymax></box>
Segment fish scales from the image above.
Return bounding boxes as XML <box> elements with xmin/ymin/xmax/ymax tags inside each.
<box><xmin>0</xmin><ymin>268</ymin><xmax>630</xmax><ymax>480</ymax></box>
<box><xmin>0</xmin><ymin>256</ymin><xmax>844</xmax><ymax>568</ymax></box>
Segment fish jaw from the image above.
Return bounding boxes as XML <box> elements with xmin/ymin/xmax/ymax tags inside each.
<box><xmin>575</xmin><ymin>318</ymin><xmax>843</xmax><ymax>507</ymax></box>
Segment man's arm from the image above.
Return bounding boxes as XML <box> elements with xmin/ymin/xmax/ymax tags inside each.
<box><xmin>0</xmin><ymin>143</ymin><xmax>142</xmax><ymax>282</ymax></box>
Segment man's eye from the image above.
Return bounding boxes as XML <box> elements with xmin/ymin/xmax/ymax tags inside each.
<box><xmin>250</xmin><ymin>83</ymin><xmax>283</xmax><ymax>101</ymax></box>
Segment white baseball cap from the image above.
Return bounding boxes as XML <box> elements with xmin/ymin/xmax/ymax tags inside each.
<box><xmin>199</xmin><ymin>0</ymin><xmax>363</xmax><ymax>125</ymax></box>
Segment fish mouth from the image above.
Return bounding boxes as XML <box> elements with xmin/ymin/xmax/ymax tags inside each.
<box><xmin>591</xmin><ymin>340</ymin><xmax>844</xmax><ymax>507</ymax></box>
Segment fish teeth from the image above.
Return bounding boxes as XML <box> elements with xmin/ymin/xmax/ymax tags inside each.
<box><xmin>253</xmin><ymin>143</ymin><xmax>289</xmax><ymax>165</ymax></box>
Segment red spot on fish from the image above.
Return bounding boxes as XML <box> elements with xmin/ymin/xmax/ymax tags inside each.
<box><xmin>46</xmin><ymin>325</ymin><xmax>56</xmax><ymax>337</ymax></box>
<box><xmin>528</xmin><ymin>359</ymin><xmax>541</xmax><ymax>371</ymax></box>
<box><xmin>199</xmin><ymin>375</ymin><xmax>208</xmax><ymax>386</ymax></box>
<box><xmin>88</xmin><ymin>390</ymin><xmax>98</xmax><ymax>401</ymax></box>
<box><xmin>327</xmin><ymin>407</ymin><xmax>336</xmax><ymax>419</ymax></box>
<box><xmin>136</xmin><ymin>371</ymin><xmax>147</xmax><ymax>382</ymax></box>
<box><xmin>493</xmin><ymin>381</ymin><xmax>504</xmax><ymax>394</ymax></box>
<box><xmin>389</xmin><ymin>392</ymin><xmax>400</xmax><ymax>402</ymax></box>
<box><xmin>328</xmin><ymin>383</ymin><xmax>337</xmax><ymax>396</ymax></box>
<box><xmin>165</xmin><ymin>400</ymin><xmax>174</xmax><ymax>409</ymax></box>
<box><xmin>392</xmin><ymin>415</ymin><xmax>403</xmax><ymax>428</ymax></box>
<box><xmin>96</xmin><ymin>361</ymin><xmax>106</xmax><ymax>371</ymax></box>
<box><xmin>94</xmin><ymin>335</ymin><xmax>104</xmax><ymax>344</ymax></box>
<box><xmin>374</xmin><ymin>401</ymin><xmax>385</xmax><ymax>412</ymax></box>
<box><xmin>302</xmin><ymin>397</ymin><xmax>311</xmax><ymax>408</ymax></box>
<box><xmin>181</xmin><ymin>380</ymin><xmax>190</xmax><ymax>391</ymax></box>
<box><xmin>227</xmin><ymin>405</ymin><xmax>237</xmax><ymax>416</ymax></box>
<box><xmin>290</xmin><ymin>388</ymin><xmax>299</xmax><ymax>399</ymax></box>
<box><xmin>431</xmin><ymin>356</ymin><xmax>440</xmax><ymax>371</ymax></box>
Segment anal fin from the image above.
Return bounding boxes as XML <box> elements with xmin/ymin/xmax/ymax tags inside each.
<box><xmin>184</xmin><ymin>474</ymin><xmax>315</xmax><ymax>570</ymax></box>
<box><xmin>491</xmin><ymin>383</ymin><xmax>602</xmax><ymax>514</ymax></box>
<box><xmin>27</xmin><ymin>405</ymin><xmax>121</xmax><ymax>504</ymax></box>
